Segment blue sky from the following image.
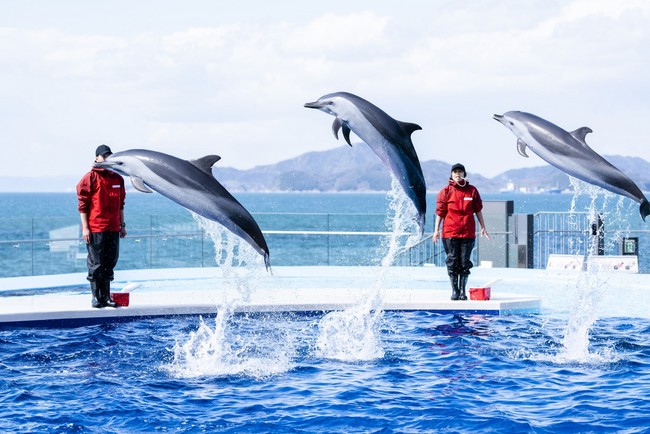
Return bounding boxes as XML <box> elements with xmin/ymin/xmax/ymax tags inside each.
<box><xmin>1</xmin><ymin>0</ymin><xmax>648</xmax><ymax>179</ymax></box>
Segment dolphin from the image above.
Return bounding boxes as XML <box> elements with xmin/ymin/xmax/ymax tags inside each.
<box><xmin>304</xmin><ymin>91</ymin><xmax>427</xmax><ymax>234</ymax></box>
<box><xmin>493</xmin><ymin>111</ymin><xmax>650</xmax><ymax>221</ymax></box>
<box><xmin>94</xmin><ymin>149</ymin><xmax>271</xmax><ymax>269</ymax></box>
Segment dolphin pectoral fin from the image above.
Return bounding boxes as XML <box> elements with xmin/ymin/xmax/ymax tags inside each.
<box><xmin>570</xmin><ymin>127</ymin><xmax>593</xmax><ymax>147</ymax></box>
<box><xmin>190</xmin><ymin>155</ymin><xmax>221</xmax><ymax>175</ymax></box>
<box><xmin>517</xmin><ymin>139</ymin><xmax>529</xmax><ymax>158</ymax></box>
<box><xmin>342</xmin><ymin>124</ymin><xmax>352</xmax><ymax>146</ymax></box>
<box><xmin>131</xmin><ymin>176</ymin><xmax>153</xmax><ymax>193</ymax></box>
<box><xmin>332</xmin><ymin>117</ymin><xmax>342</xmax><ymax>140</ymax></box>
<box><xmin>332</xmin><ymin>117</ymin><xmax>353</xmax><ymax>145</ymax></box>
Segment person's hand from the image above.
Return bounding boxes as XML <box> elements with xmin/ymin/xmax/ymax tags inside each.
<box><xmin>82</xmin><ymin>228</ymin><xmax>90</xmax><ymax>244</ymax></box>
<box><xmin>481</xmin><ymin>227</ymin><xmax>490</xmax><ymax>240</ymax></box>
<box><xmin>120</xmin><ymin>227</ymin><xmax>127</xmax><ymax>239</ymax></box>
<box><xmin>432</xmin><ymin>230</ymin><xmax>440</xmax><ymax>243</ymax></box>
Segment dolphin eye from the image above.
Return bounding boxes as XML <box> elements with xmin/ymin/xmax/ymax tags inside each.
<box><xmin>509</xmin><ymin>121</ymin><xmax>514</xmax><ymax>126</ymax></box>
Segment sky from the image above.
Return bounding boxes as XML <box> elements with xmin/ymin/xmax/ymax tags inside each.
<box><xmin>1</xmin><ymin>0</ymin><xmax>649</xmax><ymax>179</ymax></box>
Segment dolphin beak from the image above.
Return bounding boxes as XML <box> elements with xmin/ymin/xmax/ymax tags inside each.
<box><xmin>93</xmin><ymin>161</ymin><xmax>117</xmax><ymax>169</ymax></box>
<box><xmin>493</xmin><ymin>114</ymin><xmax>506</xmax><ymax>124</ymax></box>
<box><xmin>304</xmin><ymin>101</ymin><xmax>323</xmax><ymax>109</ymax></box>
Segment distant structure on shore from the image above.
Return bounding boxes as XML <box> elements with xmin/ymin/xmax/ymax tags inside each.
<box><xmin>499</xmin><ymin>180</ymin><xmax>571</xmax><ymax>194</ymax></box>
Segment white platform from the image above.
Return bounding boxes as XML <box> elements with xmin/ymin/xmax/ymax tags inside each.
<box><xmin>0</xmin><ymin>266</ymin><xmax>544</xmax><ymax>327</ymax></box>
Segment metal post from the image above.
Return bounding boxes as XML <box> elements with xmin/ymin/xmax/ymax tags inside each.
<box><xmin>326</xmin><ymin>213</ymin><xmax>330</xmax><ymax>266</ymax></box>
<box><xmin>149</xmin><ymin>215</ymin><xmax>153</xmax><ymax>268</ymax></box>
<box><xmin>31</xmin><ymin>218</ymin><xmax>34</xmax><ymax>276</ymax></box>
<box><xmin>590</xmin><ymin>213</ymin><xmax>604</xmax><ymax>256</ymax></box>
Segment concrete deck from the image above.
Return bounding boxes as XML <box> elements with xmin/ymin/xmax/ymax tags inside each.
<box><xmin>0</xmin><ymin>266</ymin><xmax>545</xmax><ymax>327</ymax></box>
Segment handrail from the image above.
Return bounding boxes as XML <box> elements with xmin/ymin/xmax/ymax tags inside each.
<box><xmin>1</xmin><ymin>211</ymin><xmax>647</xmax><ymax>276</ymax></box>
<box><xmin>0</xmin><ymin>229</ymin><xmax>525</xmax><ymax>246</ymax></box>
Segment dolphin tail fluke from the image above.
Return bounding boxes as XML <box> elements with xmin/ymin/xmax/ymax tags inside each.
<box><xmin>264</xmin><ymin>253</ymin><xmax>272</xmax><ymax>273</ymax></box>
<box><xmin>418</xmin><ymin>212</ymin><xmax>426</xmax><ymax>237</ymax></box>
<box><xmin>640</xmin><ymin>199</ymin><xmax>650</xmax><ymax>222</ymax></box>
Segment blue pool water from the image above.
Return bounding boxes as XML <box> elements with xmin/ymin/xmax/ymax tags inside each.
<box><xmin>2</xmin><ymin>312</ymin><xmax>650</xmax><ymax>432</ymax></box>
<box><xmin>2</xmin><ymin>189</ymin><xmax>650</xmax><ymax>432</ymax></box>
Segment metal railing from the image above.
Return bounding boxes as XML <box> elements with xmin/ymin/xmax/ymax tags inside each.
<box><xmin>1</xmin><ymin>211</ymin><xmax>648</xmax><ymax>278</ymax></box>
<box><xmin>0</xmin><ymin>213</ymin><xmax>428</xmax><ymax>277</ymax></box>
<box><xmin>533</xmin><ymin>211</ymin><xmax>649</xmax><ymax>270</ymax></box>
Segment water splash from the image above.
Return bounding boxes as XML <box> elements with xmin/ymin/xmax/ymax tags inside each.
<box><xmin>556</xmin><ymin>178</ymin><xmax>622</xmax><ymax>363</ymax></box>
<box><xmin>315</xmin><ymin>178</ymin><xmax>420</xmax><ymax>361</ymax></box>
<box><xmin>165</xmin><ymin>313</ymin><xmax>295</xmax><ymax>379</ymax></box>
<box><xmin>315</xmin><ymin>302</ymin><xmax>385</xmax><ymax>361</ymax></box>
<box><xmin>381</xmin><ymin>178</ymin><xmax>423</xmax><ymax>268</ymax></box>
<box><xmin>192</xmin><ymin>213</ymin><xmax>264</xmax><ymax>302</ymax></box>
<box><xmin>166</xmin><ymin>214</ymin><xmax>283</xmax><ymax>378</ymax></box>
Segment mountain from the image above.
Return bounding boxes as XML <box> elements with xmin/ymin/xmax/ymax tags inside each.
<box><xmin>493</xmin><ymin>156</ymin><xmax>650</xmax><ymax>193</ymax></box>
<box><xmin>1</xmin><ymin>145</ymin><xmax>649</xmax><ymax>193</ymax></box>
<box><xmin>215</xmin><ymin>145</ymin><xmax>650</xmax><ymax>194</ymax></box>
<box><xmin>212</xmin><ymin>144</ymin><xmax>501</xmax><ymax>193</ymax></box>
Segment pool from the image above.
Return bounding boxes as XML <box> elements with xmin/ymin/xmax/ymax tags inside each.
<box><xmin>1</xmin><ymin>266</ymin><xmax>649</xmax><ymax>432</ymax></box>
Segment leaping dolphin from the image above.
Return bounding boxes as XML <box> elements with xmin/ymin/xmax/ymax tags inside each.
<box><xmin>94</xmin><ymin>149</ymin><xmax>271</xmax><ymax>269</ymax></box>
<box><xmin>304</xmin><ymin>92</ymin><xmax>427</xmax><ymax>235</ymax></box>
<box><xmin>493</xmin><ymin>111</ymin><xmax>650</xmax><ymax>221</ymax></box>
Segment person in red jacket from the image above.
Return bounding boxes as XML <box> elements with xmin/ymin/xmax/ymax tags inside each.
<box><xmin>77</xmin><ymin>145</ymin><xmax>127</xmax><ymax>308</ymax></box>
<box><xmin>433</xmin><ymin>163</ymin><xmax>490</xmax><ymax>300</ymax></box>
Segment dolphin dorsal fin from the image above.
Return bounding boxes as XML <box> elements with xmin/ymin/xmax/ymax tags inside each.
<box><xmin>131</xmin><ymin>176</ymin><xmax>153</xmax><ymax>193</ymax></box>
<box><xmin>190</xmin><ymin>155</ymin><xmax>221</xmax><ymax>175</ymax></box>
<box><xmin>517</xmin><ymin>139</ymin><xmax>529</xmax><ymax>158</ymax></box>
<box><xmin>398</xmin><ymin>121</ymin><xmax>422</xmax><ymax>136</ymax></box>
<box><xmin>570</xmin><ymin>127</ymin><xmax>593</xmax><ymax>146</ymax></box>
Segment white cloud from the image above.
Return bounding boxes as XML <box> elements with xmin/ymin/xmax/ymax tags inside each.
<box><xmin>0</xmin><ymin>0</ymin><xmax>649</xmax><ymax>179</ymax></box>
<box><xmin>282</xmin><ymin>12</ymin><xmax>392</xmax><ymax>58</ymax></box>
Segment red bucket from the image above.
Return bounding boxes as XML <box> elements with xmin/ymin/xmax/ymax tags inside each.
<box><xmin>110</xmin><ymin>292</ymin><xmax>130</xmax><ymax>307</ymax></box>
<box><xmin>469</xmin><ymin>287</ymin><xmax>491</xmax><ymax>301</ymax></box>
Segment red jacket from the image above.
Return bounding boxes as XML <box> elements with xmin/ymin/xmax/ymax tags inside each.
<box><xmin>435</xmin><ymin>180</ymin><xmax>483</xmax><ymax>238</ymax></box>
<box><xmin>77</xmin><ymin>168</ymin><xmax>126</xmax><ymax>232</ymax></box>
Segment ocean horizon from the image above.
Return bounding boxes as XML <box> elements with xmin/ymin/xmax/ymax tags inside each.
<box><xmin>1</xmin><ymin>190</ymin><xmax>648</xmax><ymax>277</ymax></box>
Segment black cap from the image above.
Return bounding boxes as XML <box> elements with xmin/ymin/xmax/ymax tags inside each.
<box><xmin>451</xmin><ymin>163</ymin><xmax>466</xmax><ymax>175</ymax></box>
<box><xmin>95</xmin><ymin>144</ymin><xmax>112</xmax><ymax>157</ymax></box>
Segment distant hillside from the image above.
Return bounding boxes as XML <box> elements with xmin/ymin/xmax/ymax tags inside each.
<box><xmin>214</xmin><ymin>144</ymin><xmax>459</xmax><ymax>192</ymax></box>
<box><xmin>493</xmin><ymin>155</ymin><xmax>650</xmax><ymax>193</ymax></box>
<box><xmin>213</xmin><ymin>145</ymin><xmax>650</xmax><ymax>194</ymax></box>
<box><xmin>1</xmin><ymin>144</ymin><xmax>649</xmax><ymax>193</ymax></box>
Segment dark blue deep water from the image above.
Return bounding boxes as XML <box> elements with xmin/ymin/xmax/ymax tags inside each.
<box><xmin>2</xmin><ymin>312</ymin><xmax>650</xmax><ymax>432</ymax></box>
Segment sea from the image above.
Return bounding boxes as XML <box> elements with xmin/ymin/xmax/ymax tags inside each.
<box><xmin>0</xmin><ymin>188</ymin><xmax>648</xmax><ymax>276</ymax></box>
<box><xmin>2</xmin><ymin>189</ymin><xmax>650</xmax><ymax>432</ymax></box>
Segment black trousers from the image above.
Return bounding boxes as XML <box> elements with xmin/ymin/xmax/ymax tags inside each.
<box><xmin>442</xmin><ymin>238</ymin><xmax>475</xmax><ymax>276</ymax></box>
<box><xmin>86</xmin><ymin>231</ymin><xmax>120</xmax><ymax>282</ymax></box>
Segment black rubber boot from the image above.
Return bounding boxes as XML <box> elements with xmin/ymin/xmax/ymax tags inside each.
<box><xmin>90</xmin><ymin>280</ymin><xmax>103</xmax><ymax>308</ymax></box>
<box><xmin>449</xmin><ymin>274</ymin><xmax>460</xmax><ymax>300</ymax></box>
<box><xmin>458</xmin><ymin>274</ymin><xmax>469</xmax><ymax>301</ymax></box>
<box><xmin>99</xmin><ymin>279</ymin><xmax>119</xmax><ymax>308</ymax></box>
